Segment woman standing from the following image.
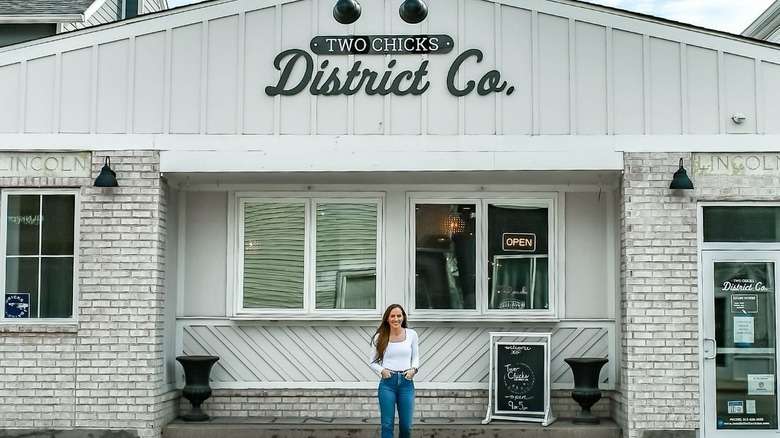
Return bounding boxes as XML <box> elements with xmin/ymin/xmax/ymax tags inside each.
<box><xmin>369</xmin><ymin>304</ymin><xmax>420</xmax><ymax>438</ymax></box>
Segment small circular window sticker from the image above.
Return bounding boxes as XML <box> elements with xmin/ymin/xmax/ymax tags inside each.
<box><xmin>5</xmin><ymin>293</ymin><xmax>30</xmax><ymax>318</ymax></box>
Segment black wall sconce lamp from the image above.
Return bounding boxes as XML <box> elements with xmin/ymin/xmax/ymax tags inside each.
<box><xmin>333</xmin><ymin>0</ymin><xmax>427</xmax><ymax>24</ymax></box>
<box><xmin>669</xmin><ymin>158</ymin><xmax>694</xmax><ymax>190</ymax></box>
<box><xmin>94</xmin><ymin>157</ymin><xmax>119</xmax><ymax>187</ymax></box>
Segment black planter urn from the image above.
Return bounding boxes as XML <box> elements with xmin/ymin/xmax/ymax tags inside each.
<box><xmin>564</xmin><ymin>357</ymin><xmax>608</xmax><ymax>425</ymax></box>
<box><xmin>176</xmin><ymin>355</ymin><xmax>220</xmax><ymax>422</ymax></box>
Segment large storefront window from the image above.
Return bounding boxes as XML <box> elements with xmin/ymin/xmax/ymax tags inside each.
<box><xmin>2</xmin><ymin>191</ymin><xmax>77</xmax><ymax>320</ymax></box>
<box><xmin>412</xmin><ymin>195</ymin><xmax>556</xmax><ymax>316</ymax></box>
<box><xmin>238</xmin><ymin>194</ymin><xmax>381</xmax><ymax>315</ymax></box>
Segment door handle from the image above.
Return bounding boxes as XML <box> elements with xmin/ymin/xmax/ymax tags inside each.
<box><xmin>704</xmin><ymin>338</ymin><xmax>717</xmax><ymax>360</ymax></box>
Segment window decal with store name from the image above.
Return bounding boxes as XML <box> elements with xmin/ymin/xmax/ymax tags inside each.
<box><xmin>266</xmin><ymin>35</ymin><xmax>515</xmax><ymax>97</ymax></box>
<box><xmin>5</xmin><ymin>293</ymin><xmax>30</xmax><ymax>318</ymax></box>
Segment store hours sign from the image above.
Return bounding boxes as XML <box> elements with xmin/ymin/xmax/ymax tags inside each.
<box><xmin>265</xmin><ymin>34</ymin><xmax>515</xmax><ymax>97</ymax></box>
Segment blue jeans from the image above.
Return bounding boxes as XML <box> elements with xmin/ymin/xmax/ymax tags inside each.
<box><xmin>378</xmin><ymin>372</ymin><xmax>415</xmax><ymax>438</ymax></box>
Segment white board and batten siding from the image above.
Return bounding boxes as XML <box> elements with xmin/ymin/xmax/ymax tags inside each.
<box><xmin>1</xmin><ymin>0</ymin><xmax>780</xmax><ymax>166</ymax></box>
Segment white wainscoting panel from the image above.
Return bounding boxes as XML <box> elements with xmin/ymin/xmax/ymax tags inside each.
<box><xmin>177</xmin><ymin>320</ymin><xmax>614</xmax><ymax>390</ymax></box>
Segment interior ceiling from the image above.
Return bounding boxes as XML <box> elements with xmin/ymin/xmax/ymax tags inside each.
<box><xmin>161</xmin><ymin>170</ymin><xmax>622</xmax><ymax>186</ymax></box>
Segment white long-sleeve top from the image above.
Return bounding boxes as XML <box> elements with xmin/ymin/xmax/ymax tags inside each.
<box><xmin>369</xmin><ymin>328</ymin><xmax>420</xmax><ymax>375</ymax></box>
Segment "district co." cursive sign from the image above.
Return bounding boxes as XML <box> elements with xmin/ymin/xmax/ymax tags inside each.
<box><xmin>266</xmin><ymin>34</ymin><xmax>515</xmax><ymax>98</ymax></box>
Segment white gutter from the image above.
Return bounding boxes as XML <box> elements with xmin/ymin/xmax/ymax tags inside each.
<box><xmin>742</xmin><ymin>0</ymin><xmax>780</xmax><ymax>40</ymax></box>
<box><xmin>0</xmin><ymin>14</ymin><xmax>85</xmax><ymax>24</ymax></box>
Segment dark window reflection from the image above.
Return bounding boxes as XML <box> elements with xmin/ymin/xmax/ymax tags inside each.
<box><xmin>40</xmin><ymin>257</ymin><xmax>74</xmax><ymax>318</ymax></box>
<box><xmin>42</xmin><ymin>195</ymin><xmax>75</xmax><ymax>255</ymax></box>
<box><xmin>704</xmin><ymin>207</ymin><xmax>780</xmax><ymax>242</ymax></box>
<box><xmin>487</xmin><ymin>205</ymin><xmax>549</xmax><ymax>310</ymax></box>
<box><xmin>6</xmin><ymin>195</ymin><xmax>40</xmax><ymax>256</ymax></box>
<box><xmin>713</xmin><ymin>261</ymin><xmax>777</xmax><ymax>430</ymax></box>
<box><xmin>414</xmin><ymin>204</ymin><xmax>476</xmax><ymax>309</ymax></box>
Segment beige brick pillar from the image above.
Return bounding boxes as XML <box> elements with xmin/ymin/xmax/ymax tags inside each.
<box><xmin>77</xmin><ymin>151</ymin><xmax>175</xmax><ymax>437</ymax></box>
<box><xmin>619</xmin><ymin>152</ymin><xmax>700</xmax><ymax>438</ymax></box>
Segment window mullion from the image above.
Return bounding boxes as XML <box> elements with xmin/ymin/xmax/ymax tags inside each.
<box><xmin>375</xmin><ymin>199</ymin><xmax>383</xmax><ymax>312</ymax></box>
<box><xmin>1</xmin><ymin>192</ymin><xmax>5</xmax><ymax>321</ymax></box>
<box><xmin>236</xmin><ymin>200</ymin><xmax>246</xmax><ymax>314</ymax></box>
<box><xmin>37</xmin><ymin>195</ymin><xmax>43</xmax><ymax>319</ymax></box>
<box><xmin>478</xmin><ymin>200</ymin><xmax>487</xmax><ymax>314</ymax></box>
<box><xmin>305</xmin><ymin>199</ymin><xmax>315</xmax><ymax>313</ymax></box>
<box><xmin>549</xmin><ymin>199</ymin><xmax>557</xmax><ymax>313</ymax></box>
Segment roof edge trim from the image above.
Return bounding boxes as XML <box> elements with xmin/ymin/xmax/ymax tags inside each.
<box><xmin>743</xmin><ymin>0</ymin><xmax>780</xmax><ymax>39</ymax></box>
<box><xmin>0</xmin><ymin>14</ymin><xmax>85</xmax><ymax>24</ymax></box>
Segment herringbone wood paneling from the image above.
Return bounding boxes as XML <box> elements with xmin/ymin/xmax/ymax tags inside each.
<box><xmin>179</xmin><ymin>321</ymin><xmax>614</xmax><ymax>390</ymax></box>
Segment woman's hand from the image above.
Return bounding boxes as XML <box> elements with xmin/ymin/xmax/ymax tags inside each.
<box><xmin>381</xmin><ymin>368</ymin><xmax>391</xmax><ymax>378</ymax></box>
<box><xmin>403</xmin><ymin>368</ymin><xmax>416</xmax><ymax>380</ymax></box>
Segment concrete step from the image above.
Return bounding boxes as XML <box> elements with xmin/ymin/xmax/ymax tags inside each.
<box><xmin>162</xmin><ymin>417</ymin><xmax>621</xmax><ymax>438</ymax></box>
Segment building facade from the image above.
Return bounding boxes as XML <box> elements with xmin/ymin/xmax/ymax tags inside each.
<box><xmin>1</xmin><ymin>0</ymin><xmax>780</xmax><ymax>437</ymax></box>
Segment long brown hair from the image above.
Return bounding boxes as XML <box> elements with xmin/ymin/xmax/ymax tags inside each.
<box><xmin>371</xmin><ymin>304</ymin><xmax>408</xmax><ymax>364</ymax></box>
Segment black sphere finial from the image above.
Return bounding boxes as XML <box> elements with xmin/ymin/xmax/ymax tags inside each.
<box><xmin>399</xmin><ymin>0</ymin><xmax>428</xmax><ymax>24</ymax></box>
<box><xmin>333</xmin><ymin>0</ymin><xmax>361</xmax><ymax>24</ymax></box>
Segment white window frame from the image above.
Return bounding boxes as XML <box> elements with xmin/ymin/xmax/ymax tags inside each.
<box><xmin>232</xmin><ymin>192</ymin><xmax>384</xmax><ymax>319</ymax></box>
<box><xmin>408</xmin><ymin>192</ymin><xmax>559</xmax><ymax>321</ymax></box>
<box><xmin>0</xmin><ymin>189</ymin><xmax>80</xmax><ymax>324</ymax></box>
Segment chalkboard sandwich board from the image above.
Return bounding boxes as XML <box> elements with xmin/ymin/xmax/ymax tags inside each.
<box><xmin>483</xmin><ymin>332</ymin><xmax>555</xmax><ymax>426</ymax></box>
<box><xmin>496</xmin><ymin>341</ymin><xmax>545</xmax><ymax>414</ymax></box>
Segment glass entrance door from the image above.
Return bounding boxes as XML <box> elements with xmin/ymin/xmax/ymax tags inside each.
<box><xmin>702</xmin><ymin>251</ymin><xmax>779</xmax><ymax>436</ymax></box>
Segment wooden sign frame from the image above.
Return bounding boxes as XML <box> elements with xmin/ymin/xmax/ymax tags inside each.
<box><xmin>482</xmin><ymin>332</ymin><xmax>555</xmax><ymax>426</ymax></box>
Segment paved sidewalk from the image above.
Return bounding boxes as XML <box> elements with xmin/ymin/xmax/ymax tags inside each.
<box><xmin>162</xmin><ymin>416</ymin><xmax>621</xmax><ymax>438</ymax></box>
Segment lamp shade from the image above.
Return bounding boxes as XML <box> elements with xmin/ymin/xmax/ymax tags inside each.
<box><xmin>333</xmin><ymin>0</ymin><xmax>360</xmax><ymax>24</ymax></box>
<box><xmin>94</xmin><ymin>157</ymin><xmax>119</xmax><ymax>187</ymax></box>
<box><xmin>669</xmin><ymin>158</ymin><xmax>694</xmax><ymax>190</ymax></box>
<box><xmin>399</xmin><ymin>0</ymin><xmax>428</xmax><ymax>23</ymax></box>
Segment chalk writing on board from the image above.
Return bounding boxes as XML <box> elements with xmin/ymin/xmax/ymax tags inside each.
<box><xmin>506</xmin><ymin>345</ymin><xmax>532</xmax><ymax>354</ymax></box>
<box><xmin>496</xmin><ymin>342</ymin><xmax>545</xmax><ymax>413</ymax></box>
<box><xmin>507</xmin><ymin>400</ymin><xmax>528</xmax><ymax>411</ymax></box>
<box><xmin>503</xmin><ymin>363</ymin><xmax>535</xmax><ymax>395</ymax></box>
